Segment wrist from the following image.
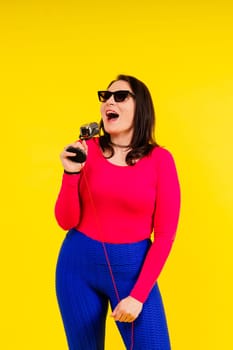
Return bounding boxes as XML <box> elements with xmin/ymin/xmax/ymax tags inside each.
<box><xmin>128</xmin><ymin>295</ymin><xmax>143</xmax><ymax>304</ymax></box>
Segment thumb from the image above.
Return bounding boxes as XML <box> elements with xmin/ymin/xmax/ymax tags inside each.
<box><xmin>111</xmin><ymin>306</ymin><xmax>117</xmax><ymax>317</ymax></box>
<box><xmin>81</xmin><ymin>139</ymin><xmax>88</xmax><ymax>153</ymax></box>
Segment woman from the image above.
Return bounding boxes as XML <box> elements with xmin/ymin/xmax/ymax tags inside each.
<box><xmin>55</xmin><ymin>74</ymin><xmax>180</xmax><ymax>349</ymax></box>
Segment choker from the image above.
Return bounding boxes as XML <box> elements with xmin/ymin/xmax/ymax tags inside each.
<box><xmin>110</xmin><ymin>141</ymin><xmax>131</xmax><ymax>149</ymax></box>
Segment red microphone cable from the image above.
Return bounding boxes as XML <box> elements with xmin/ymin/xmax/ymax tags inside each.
<box><xmin>82</xmin><ymin>167</ymin><xmax>135</xmax><ymax>350</ymax></box>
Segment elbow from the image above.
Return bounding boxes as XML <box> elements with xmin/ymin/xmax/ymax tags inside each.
<box><xmin>56</xmin><ymin>219</ymin><xmax>74</xmax><ymax>231</ymax></box>
<box><xmin>54</xmin><ymin>204</ymin><xmax>80</xmax><ymax>231</ymax></box>
<box><xmin>55</xmin><ymin>212</ymin><xmax>79</xmax><ymax>231</ymax></box>
<box><xmin>55</xmin><ymin>218</ymin><xmax>78</xmax><ymax>231</ymax></box>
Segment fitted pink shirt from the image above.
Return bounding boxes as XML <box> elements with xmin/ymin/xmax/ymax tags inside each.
<box><xmin>55</xmin><ymin>138</ymin><xmax>180</xmax><ymax>302</ymax></box>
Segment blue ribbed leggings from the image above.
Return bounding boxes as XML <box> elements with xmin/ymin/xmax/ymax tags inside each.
<box><xmin>56</xmin><ymin>229</ymin><xmax>171</xmax><ymax>349</ymax></box>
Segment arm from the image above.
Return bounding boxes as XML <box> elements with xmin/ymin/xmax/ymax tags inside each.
<box><xmin>54</xmin><ymin>140</ymin><xmax>87</xmax><ymax>230</ymax></box>
<box><xmin>130</xmin><ymin>149</ymin><xmax>181</xmax><ymax>303</ymax></box>
<box><xmin>54</xmin><ymin>172</ymin><xmax>81</xmax><ymax>230</ymax></box>
<box><xmin>111</xmin><ymin>148</ymin><xmax>180</xmax><ymax>321</ymax></box>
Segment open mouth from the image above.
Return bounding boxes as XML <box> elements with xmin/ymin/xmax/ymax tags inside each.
<box><xmin>106</xmin><ymin>111</ymin><xmax>119</xmax><ymax>120</ymax></box>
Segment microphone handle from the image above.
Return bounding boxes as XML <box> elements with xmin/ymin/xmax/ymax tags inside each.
<box><xmin>66</xmin><ymin>146</ymin><xmax>87</xmax><ymax>163</ymax></box>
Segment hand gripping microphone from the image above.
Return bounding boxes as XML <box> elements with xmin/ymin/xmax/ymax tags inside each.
<box><xmin>66</xmin><ymin>122</ymin><xmax>99</xmax><ymax>163</ymax></box>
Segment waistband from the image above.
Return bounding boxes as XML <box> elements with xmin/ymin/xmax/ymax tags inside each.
<box><xmin>65</xmin><ymin>229</ymin><xmax>151</xmax><ymax>266</ymax></box>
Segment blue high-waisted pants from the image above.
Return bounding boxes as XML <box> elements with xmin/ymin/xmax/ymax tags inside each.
<box><xmin>56</xmin><ymin>229</ymin><xmax>171</xmax><ymax>350</ymax></box>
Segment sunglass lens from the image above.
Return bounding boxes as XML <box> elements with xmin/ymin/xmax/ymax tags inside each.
<box><xmin>114</xmin><ymin>91</ymin><xmax>128</xmax><ymax>102</ymax></box>
<box><xmin>98</xmin><ymin>90</ymin><xmax>132</xmax><ymax>102</ymax></box>
<box><xmin>98</xmin><ymin>91</ymin><xmax>112</xmax><ymax>102</ymax></box>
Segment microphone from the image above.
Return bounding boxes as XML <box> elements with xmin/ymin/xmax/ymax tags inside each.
<box><xmin>79</xmin><ymin>122</ymin><xmax>99</xmax><ymax>140</ymax></box>
<box><xmin>66</xmin><ymin>122</ymin><xmax>99</xmax><ymax>163</ymax></box>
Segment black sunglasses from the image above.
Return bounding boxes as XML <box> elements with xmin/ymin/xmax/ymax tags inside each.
<box><xmin>98</xmin><ymin>90</ymin><xmax>135</xmax><ymax>103</ymax></box>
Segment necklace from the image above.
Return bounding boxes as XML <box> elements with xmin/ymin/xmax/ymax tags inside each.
<box><xmin>110</xmin><ymin>141</ymin><xmax>131</xmax><ymax>149</ymax></box>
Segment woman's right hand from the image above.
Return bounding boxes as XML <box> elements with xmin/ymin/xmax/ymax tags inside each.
<box><xmin>60</xmin><ymin>140</ymin><xmax>88</xmax><ymax>173</ymax></box>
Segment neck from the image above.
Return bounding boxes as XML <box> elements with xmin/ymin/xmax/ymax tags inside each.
<box><xmin>110</xmin><ymin>134</ymin><xmax>132</xmax><ymax>149</ymax></box>
<box><xmin>110</xmin><ymin>141</ymin><xmax>131</xmax><ymax>149</ymax></box>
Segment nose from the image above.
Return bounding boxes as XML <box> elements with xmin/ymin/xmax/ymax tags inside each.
<box><xmin>106</xmin><ymin>94</ymin><xmax>115</xmax><ymax>105</ymax></box>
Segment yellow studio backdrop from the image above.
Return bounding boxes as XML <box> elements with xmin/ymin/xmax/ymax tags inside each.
<box><xmin>0</xmin><ymin>1</ymin><xmax>232</xmax><ymax>349</ymax></box>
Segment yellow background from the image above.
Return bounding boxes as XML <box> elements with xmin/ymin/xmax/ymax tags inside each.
<box><xmin>0</xmin><ymin>1</ymin><xmax>232</xmax><ymax>349</ymax></box>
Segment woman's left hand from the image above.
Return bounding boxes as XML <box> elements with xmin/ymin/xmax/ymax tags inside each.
<box><xmin>111</xmin><ymin>296</ymin><xmax>143</xmax><ymax>323</ymax></box>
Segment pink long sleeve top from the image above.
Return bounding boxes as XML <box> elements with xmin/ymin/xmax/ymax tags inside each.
<box><xmin>55</xmin><ymin>137</ymin><xmax>181</xmax><ymax>303</ymax></box>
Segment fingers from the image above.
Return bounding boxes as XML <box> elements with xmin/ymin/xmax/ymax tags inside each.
<box><xmin>119</xmin><ymin>314</ymin><xmax>135</xmax><ymax>323</ymax></box>
<box><xmin>60</xmin><ymin>140</ymin><xmax>88</xmax><ymax>173</ymax></box>
<box><xmin>64</xmin><ymin>140</ymin><xmax>88</xmax><ymax>155</ymax></box>
<box><xmin>61</xmin><ymin>140</ymin><xmax>88</xmax><ymax>162</ymax></box>
<box><xmin>81</xmin><ymin>139</ymin><xmax>88</xmax><ymax>153</ymax></box>
<box><xmin>111</xmin><ymin>310</ymin><xmax>135</xmax><ymax>323</ymax></box>
<box><xmin>111</xmin><ymin>297</ymin><xmax>143</xmax><ymax>323</ymax></box>
<box><xmin>112</xmin><ymin>305</ymin><xmax>137</xmax><ymax>322</ymax></box>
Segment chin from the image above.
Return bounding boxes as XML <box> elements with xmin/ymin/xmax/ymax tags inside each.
<box><xmin>103</xmin><ymin>125</ymin><xmax>119</xmax><ymax>135</ymax></box>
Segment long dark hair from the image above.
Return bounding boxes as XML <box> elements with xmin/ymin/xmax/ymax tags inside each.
<box><xmin>99</xmin><ymin>74</ymin><xmax>158</xmax><ymax>165</ymax></box>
